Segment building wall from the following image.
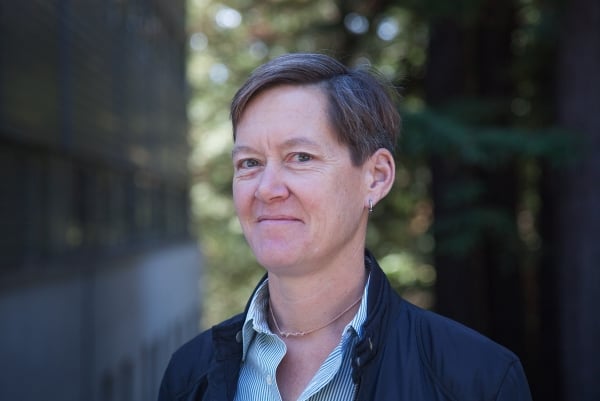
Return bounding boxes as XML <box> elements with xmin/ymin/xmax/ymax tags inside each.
<box><xmin>0</xmin><ymin>1</ymin><xmax>201</xmax><ymax>400</ymax></box>
<box><xmin>0</xmin><ymin>243</ymin><xmax>200</xmax><ymax>401</ymax></box>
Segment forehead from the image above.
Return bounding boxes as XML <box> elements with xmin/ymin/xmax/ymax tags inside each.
<box><xmin>243</xmin><ymin>84</ymin><xmax>327</xmax><ymax>116</ymax></box>
<box><xmin>232</xmin><ymin>85</ymin><xmax>356</xmax><ymax>164</ymax></box>
<box><xmin>235</xmin><ymin>84</ymin><xmax>333</xmax><ymax>140</ymax></box>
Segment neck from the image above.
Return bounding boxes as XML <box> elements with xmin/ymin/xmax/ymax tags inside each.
<box><xmin>269</xmin><ymin>294</ymin><xmax>363</xmax><ymax>337</ymax></box>
<box><xmin>267</xmin><ymin>254</ymin><xmax>367</xmax><ymax>338</ymax></box>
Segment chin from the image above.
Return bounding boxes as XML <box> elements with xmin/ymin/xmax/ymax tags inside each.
<box><xmin>254</xmin><ymin>251</ymin><xmax>303</xmax><ymax>273</ymax></box>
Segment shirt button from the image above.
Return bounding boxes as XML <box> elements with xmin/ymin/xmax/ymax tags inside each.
<box><xmin>266</xmin><ymin>374</ymin><xmax>273</xmax><ymax>385</ymax></box>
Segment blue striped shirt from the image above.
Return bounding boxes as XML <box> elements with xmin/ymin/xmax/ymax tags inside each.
<box><xmin>234</xmin><ymin>277</ymin><xmax>370</xmax><ymax>401</ymax></box>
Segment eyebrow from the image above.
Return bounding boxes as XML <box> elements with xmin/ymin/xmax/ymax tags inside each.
<box><xmin>231</xmin><ymin>136</ymin><xmax>322</xmax><ymax>158</ymax></box>
<box><xmin>231</xmin><ymin>145</ymin><xmax>255</xmax><ymax>158</ymax></box>
<box><xmin>281</xmin><ymin>136</ymin><xmax>321</xmax><ymax>150</ymax></box>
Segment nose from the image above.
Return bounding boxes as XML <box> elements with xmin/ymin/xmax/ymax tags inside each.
<box><xmin>255</xmin><ymin>163</ymin><xmax>289</xmax><ymax>202</ymax></box>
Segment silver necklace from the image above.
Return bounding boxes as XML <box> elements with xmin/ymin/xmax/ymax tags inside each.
<box><xmin>268</xmin><ymin>295</ymin><xmax>363</xmax><ymax>338</ymax></box>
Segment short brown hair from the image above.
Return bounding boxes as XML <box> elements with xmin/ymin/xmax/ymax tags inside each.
<box><xmin>230</xmin><ymin>53</ymin><xmax>401</xmax><ymax>165</ymax></box>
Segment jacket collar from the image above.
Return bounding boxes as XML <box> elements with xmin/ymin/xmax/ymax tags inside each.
<box><xmin>208</xmin><ymin>312</ymin><xmax>245</xmax><ymax>400</ymax></box>
<box><xmin>351</xmin><ymin>249</ymin><xmax>392</xmax><ymax>383</ymax></box>
<box><xmin>210</xmin><ymin>249</ymin><xmax>393</xmax><ymax>387</ymax></box>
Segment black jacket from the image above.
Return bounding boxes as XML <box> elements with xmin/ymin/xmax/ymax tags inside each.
<box><xmin>159</xmin><ymin>251</ymin><xmax>532</xmax><ymax>401</ymax></box>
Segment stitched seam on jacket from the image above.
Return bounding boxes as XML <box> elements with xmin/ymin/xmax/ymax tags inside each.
<box><xmin>415</xmin><ymin>313</ymin><xmax>460</xmax><ymax>401</ymax></box>
<box><xmin>492</xmin><ymin>359</ymin><xmax>519</xmax><ymax>401</ymax></box>
<box><xmin>173</xmin><ymin>372</ymin><xmax>209</xmax><ymax>401</ymax></box>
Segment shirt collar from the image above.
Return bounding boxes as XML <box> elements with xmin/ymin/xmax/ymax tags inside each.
<box><xmin>240</xmin><ymin>279</ymin><xmax>271</xmax><ymax>360</ymax></box>
<box><xmin>239</xmin><ymin>274</ymin><xmax>371</xmax><ymax>360</ymax></box>
<box><xmin>346</xmin><ymin>273</ymin><xmax>370</xmax><ymax>339</ymax></box>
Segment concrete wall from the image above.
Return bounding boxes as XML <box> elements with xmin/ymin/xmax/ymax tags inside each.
<box><xmin>0</xmin><ymin>241</ymin><xmax>202</xmax><ymax>401</ymax></box>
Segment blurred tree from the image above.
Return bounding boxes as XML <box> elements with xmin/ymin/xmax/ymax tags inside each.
<box><xmin>399</xmin><ymin>1</ymin><xmax>580</xmax><ymax>400</ymax></box>
<box><xmin>541</xmin><ymin>0</ymin><xmax>600</xmax><ymax>399</ymax></box>
<box><xmin>422</xmin><ymin>0</ymin><xmax>526</xmax><ymax>359</ymax></box>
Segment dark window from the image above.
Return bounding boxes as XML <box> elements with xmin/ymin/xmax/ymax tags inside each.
<box><xmin>0</xmin><ymin>0</ymin><xmax>189</xmax><ymax>275</ymax></box>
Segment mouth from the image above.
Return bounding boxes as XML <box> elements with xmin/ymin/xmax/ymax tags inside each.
<box><xmin>256</xmin><ymin>215</ymin><xmax>302</xmax><ymax>223</ymax></box>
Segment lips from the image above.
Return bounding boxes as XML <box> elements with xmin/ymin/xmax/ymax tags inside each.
<box><xmin>256</xmin><ymin>215</ymin><xmax>302</xmax><ymax>223</ymax></box>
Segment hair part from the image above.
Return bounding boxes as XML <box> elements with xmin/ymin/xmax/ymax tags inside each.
<box><xmin>230</xmin><ymin>53</ymin><xmax>401</xmax><ymax>166</ymax></box>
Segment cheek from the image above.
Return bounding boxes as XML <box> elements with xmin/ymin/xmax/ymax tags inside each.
<box><xmin>308</xmin><ymin>186</ymin><xmax>350</xmax><ymax>219</ymax></box>
<box><xmin>232</xmin><ymin>183</ymin><xmax>253</xmax><ymax>215</ymax></box>
<box><xmin>330</xmin><ymin>174</ymin><xmax>365</xmax><ymax>211</ymax></box>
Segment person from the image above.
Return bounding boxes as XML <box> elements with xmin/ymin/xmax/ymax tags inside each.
<box><xmin>158</xmin><ymin>53</ymin><xmax>532</xmax><ymax>401</ymax></box>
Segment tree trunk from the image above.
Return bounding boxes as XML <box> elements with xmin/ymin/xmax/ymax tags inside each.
<box><xmin>551</xmin><ymin>0</ymin><xmax>600</xmax><ymax>399</ymax></box>
<box><xmin>426</xmin><ymin>18</ymin><xmax>490</xmax><ymax>331</ymax></box>
<box><xmin>426</xmin><ymin>0</ymin><xmax>526</xmax><ymax>358</ymax></box>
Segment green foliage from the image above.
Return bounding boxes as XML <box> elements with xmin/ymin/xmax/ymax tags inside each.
<box><xmin>402</xmin><ymin>0</ymin><xmax>486</xmax><ymax>23</ymax></box>
<box><xmin>399</xmin><ymin>104</ymin><xmax>575</xmax><ymax>258</ymax></box>
<box><xmin>185</xmin><ymin>0</ymin><xmax>575</xmax><ymax>327</ymax></box>
<box><xmin>402</xmin><ymin>108</ymin><xmax>575</xmax><ymax>169</ymax></box>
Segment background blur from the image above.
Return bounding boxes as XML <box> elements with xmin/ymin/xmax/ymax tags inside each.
<box><xmin>1</xmin><ymin>0</ymin><xmax>599</xmax><ymax>400</ymax></box>
<box><xmin>0</xmin><ymin>1</ymin><xmax>201</xmax><ymax>401</ymax></box>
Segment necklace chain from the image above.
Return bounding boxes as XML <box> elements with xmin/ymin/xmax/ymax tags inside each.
<box><xmin>268</xmin><ymin>295</ymin><xmax>363</xmax><ymax>338</ymax></box>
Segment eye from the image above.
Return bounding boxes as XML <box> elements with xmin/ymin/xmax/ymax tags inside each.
<box><xmin>237</xmin><ymin>158</ymin><xmax>261</xmax><ymax>169</ymax></box>
<box><xmin>294</xmin><ymin>152</ymin><xmax>313</xmax><ymax>162</ymax></box>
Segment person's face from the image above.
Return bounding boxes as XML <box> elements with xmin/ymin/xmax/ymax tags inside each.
<box><xmin>232</xmin><ymin>85</ymin><xmax>370</xmax><ymax>275</ymax></box>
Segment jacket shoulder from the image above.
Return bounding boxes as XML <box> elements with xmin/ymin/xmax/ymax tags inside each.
<box><xmin>158</xmin><ymin>313</ymin><xmax>245</xmax><ymax>401</ymax></box>
<box><xmin>403</xmin><ymin>302</ymin><xmax>531</xmax><ymax>401</ymax></box>
<box><xmin>158</xmin><ymin>329</ymin><xmax>214</xmax><ymax>401</ymax></box>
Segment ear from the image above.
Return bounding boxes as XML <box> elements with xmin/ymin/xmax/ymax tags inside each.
<box><xmin>364</xmin><ymin>148</ymin><xmax>395</xmax><ymax>210</ymax></box>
